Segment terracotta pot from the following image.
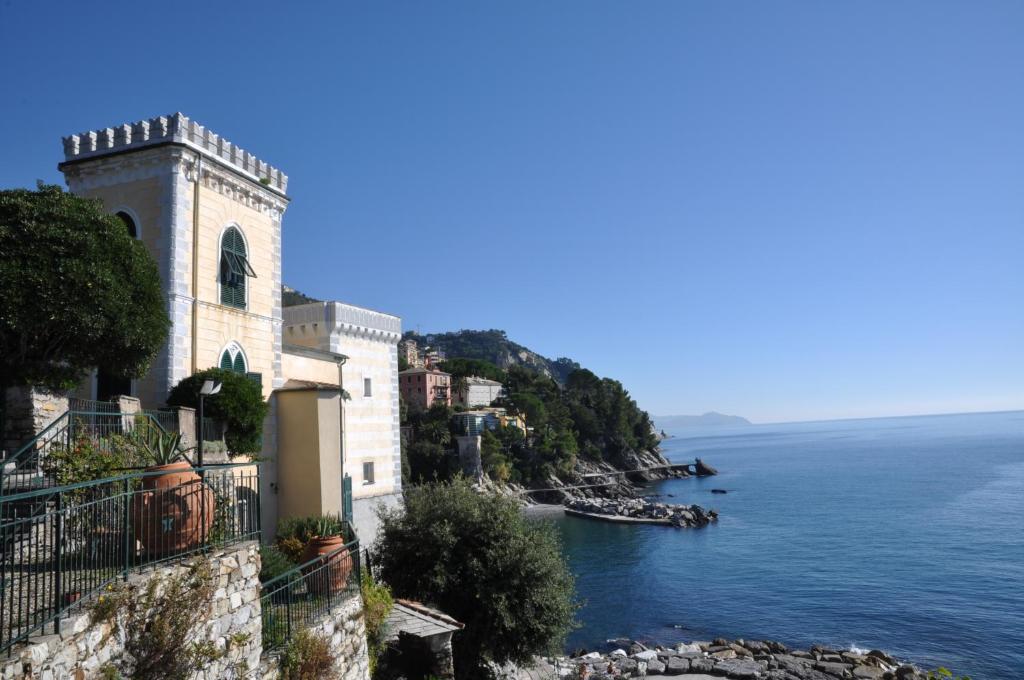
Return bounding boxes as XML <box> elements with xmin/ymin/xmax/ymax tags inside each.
<box><xmin>131</xmin><ymin>462</ymin><xmax>215</xmax><ymax>556</ymax></box>
<box><xmin>300</xmin><ymin>535</ymin><xmax>352</xmax><ymax>595</ymax></box>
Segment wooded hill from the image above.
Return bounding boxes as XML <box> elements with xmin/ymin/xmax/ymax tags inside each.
<box><xmin>403</xmin><ymin>332</ymin><xmax>660</xmax><ymax>487</ymax></box>
<box><xmin>404</xmin><ymin>329</ymin><xmax>581</xmax><ymax>385</ymax></box>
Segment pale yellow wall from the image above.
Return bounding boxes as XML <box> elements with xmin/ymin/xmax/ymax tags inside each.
<box><xmin>191</xmin><ymin>186</ymin><xmax>279</xmax><ymax>400</ymax></box>
<box><xmin>276</xmin><ymin>389</ymin><xmax>342</xmax><ymax>520</ymax></box>
<box><xmin>194</xmin><ymin>186</ymin><xmax>277</xmax><ymax>319</ymax></box>
<box><xmin>75</xmin><ymin>177</ymin><xmax>165</xmax><ymax>274</ymax></box>
<box><xmin>281</xmin><ymin>353</ymin><xmax>340</xmax><ymax>386</ymax></box>
<box><xmin>70</xmin><ymin>171</ymin><xmax>282</xmax><ymax>406</ymax></box>
<box><xmin>72</xmin><ymin>177</ymin><xmax>170</xmax><ymax>408</ymax></box>
<box><xmin>337</xmin><ymin>335</ymin><xmax>399</xmax><ymax>498</ymax></box>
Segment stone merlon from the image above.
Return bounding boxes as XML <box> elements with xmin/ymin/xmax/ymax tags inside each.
<box><xmin>59</xmin><ymin>112</ymin><xmax>288</xmax><ymax>194</ymax></box>
<box><xmin>284</xmin><ymin>301</ymin><xmax>402</xmax><ymax>342</ymax></box>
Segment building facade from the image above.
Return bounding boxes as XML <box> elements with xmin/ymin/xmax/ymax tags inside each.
<box><xmin>56</xmin><ymin>113</ymin><xmax>402</xmax><ymax>542</ymax></box>
<box><xmin>60</xmin><ymin>113</ymin><xmax>288</xmax><ymax>409</ymax></box>
<box><xmin>399</xmin><ymin>367</ymin><xmax>452</xmax><ymax>410</ymax></box>
<box><xmin>283</xmin><ymin>301</ymin><xmax>403</xmax><ymax>544</ymax></box>
<box><xmin>453</xmin><ymin>377</ymin><xmax>503</xmax><ymax>408</ymax></box>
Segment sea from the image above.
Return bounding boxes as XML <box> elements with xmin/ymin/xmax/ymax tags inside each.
<box><xmin>542</xmin><ymin>411</ymin><xmax>1024</xmax><ymax>680</ymax></box>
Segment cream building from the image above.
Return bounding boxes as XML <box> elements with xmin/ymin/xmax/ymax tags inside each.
<box><xmin>283</xmin><ymin>302</ymin><xmax>403</xmax><ymax>544</ymax></box>
<box><xmin>57</xmin><ymin>113</ymin><xmax>402</xmax><ymax>542</ymax></box>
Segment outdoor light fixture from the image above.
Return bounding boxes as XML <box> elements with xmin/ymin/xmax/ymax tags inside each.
<box><xmin>197</xmin><ymin>380</ymin><xmax>223</xmax><ymax>470</ymax></box>
<box><xmin>200</xmin><ymin>380</ymin><xmax>222</xmax><ymax>396</ymax></box>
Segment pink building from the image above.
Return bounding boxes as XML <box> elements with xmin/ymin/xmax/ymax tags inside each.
<box><xmin>399</xmin><ymin>367</ymin><xmax>452</xmax><ymax>409</ymax></box>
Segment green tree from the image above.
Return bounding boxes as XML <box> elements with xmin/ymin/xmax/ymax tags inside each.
<box><xmin>167</xmin><ymin>368</ymin><xmax>268</xmax><ymax>455</ymax></box>
<box><xmin>0</xmin><ymin>185</ymin><xmax>169</xmax><ymax>392</ymax></box>
<box><xmin>375</xmin><ymin>480</ymin><xmax>577</xmax><ymax>678</ymax></box>
<box><xmin>437</xmin><ymin>358</ymin><xmax>508</xmax><ymax>383</ymax></box>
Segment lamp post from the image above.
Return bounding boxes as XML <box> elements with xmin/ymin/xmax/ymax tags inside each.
<box><xmin>197</xmin><ymin>379</ymin><xmax>222</xmax><ymax>469</ymax></box>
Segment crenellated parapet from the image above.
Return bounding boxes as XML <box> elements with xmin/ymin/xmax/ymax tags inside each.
<box><xmin>61</xmin><ymin>113</ymin><xmax>288</xmax><ymax>194</ymax></box>
<box><xmin>284</xmin><ymin>302</ymin><xmax>403</xmax><ymax>344</ymax></box>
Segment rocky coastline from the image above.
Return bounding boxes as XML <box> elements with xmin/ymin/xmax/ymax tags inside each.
<box><xmin>564</xmin><ymin>497</ymin><xmax>718</xmax><ymax>528</ymax></box>
<box><xmin>511</xmin><ymin>638</ymin><xmax>932</xmax><ymax>680</ymax></box>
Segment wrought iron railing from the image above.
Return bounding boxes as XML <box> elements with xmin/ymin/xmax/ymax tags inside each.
<box><xmin>0</xmin><ymin>464</ymin><xmax>260</xmax><ymax>655</ymax></box>
<box><xmin>260</xmin><ymin>528</ymin><xmax>360</xmax><ymax>652</ymax></box>
<box><xmin>1</xmin><ymin>411</ymin><xmax>170</xmax><ymax>492</ymax></box>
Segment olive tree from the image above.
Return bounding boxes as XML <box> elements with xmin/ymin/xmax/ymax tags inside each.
<box><xmin>0</xmin><ymin>184</ymin><xmax>169</xmax><ymax>392</ymax></box>
<box><xmin>375</xmin><ymin>479</ymin><xmax>577</xmax><ymax>678</ymax></box>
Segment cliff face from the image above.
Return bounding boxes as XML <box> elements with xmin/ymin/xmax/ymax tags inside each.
<box><xmin>515</xmin><ymin>446</ymin><xmax>679</xmax><ymax>504</ymax></box>
<box><xmin>404</xmin><ymin>329</ymin><xmax>581</xmax><ymax>385</ymax></box>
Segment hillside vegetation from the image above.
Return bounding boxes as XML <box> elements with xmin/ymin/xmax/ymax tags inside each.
<box><xmin>405</xmin><ymin>329</ymin><xmax>581</xmax><ymax>384</ymax></box>
<box><xmin>404</xmin><ymin>332</ymin><xmax>660</xmax><ymax>488</ymax></box>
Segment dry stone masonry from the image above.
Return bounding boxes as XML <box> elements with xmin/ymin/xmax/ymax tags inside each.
<box><xmin>258</xmin><ymin>590</ymin><xmax>370</xmax><ymax>680</ymax></box>
<box><xmin>0</xmin><ymin>542</ymin><xmax>371</xmax><ymax>680</ymax></box>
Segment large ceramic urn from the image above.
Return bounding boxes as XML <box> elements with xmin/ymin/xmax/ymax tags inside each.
<box><xmin>131</xmin><ymin>461</ymin><xmax>215</xmax><ymax>556</ymax></box>
<box><xmin>300</xmin><ymin>535</ymin><xmax>353</xmax><ymax>596</ymax></box>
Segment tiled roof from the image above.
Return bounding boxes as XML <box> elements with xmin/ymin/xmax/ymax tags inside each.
<box><xmin>277</xmin><ymin>378</ymin><xmax>340</xmax><ymax>391</ymax></box>
<box><xmin>383</xmin><ymin>599</ymin><xmax>464</xmax><ymax>642</ymax></box>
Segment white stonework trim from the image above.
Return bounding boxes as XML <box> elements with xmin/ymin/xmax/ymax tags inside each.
<box><xmin>62</xmin><ymin>113</ymin><xmax>289</xmax><ymax>193</ymax></box>
<box><xmin>217</xmin><ymin>222</ymin><xmax>251</xmax><ymax>310</ymax></box>
<box><xmin>219</xmin><ymin>341</ymin><xmax>248</xmax><ymax>373</ymax></box>
<box><xmin>198</xmin><ymin>161</ymin><xmax>288</xmax><ymax>220</ymax></box>
<box><xmin>110</xmin><ymin>205</ymin><xmax>142</xmax><ymax>240</ymax></box>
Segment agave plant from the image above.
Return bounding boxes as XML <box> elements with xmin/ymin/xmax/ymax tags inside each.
<box><xmin>138</xmin><ymin>428</ymin><xmax>191</xmax><ymax>467</ymax></box>
<box><xmin>310</xmin><ymin>515</ymin><xmax>344</xmax><ymax>539</ymax></box>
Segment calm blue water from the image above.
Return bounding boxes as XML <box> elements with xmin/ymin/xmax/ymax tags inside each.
<box><xmin>546</xmin><ymin>411</ymin><xmax>1024</xmax><ymax>680</ymax></box>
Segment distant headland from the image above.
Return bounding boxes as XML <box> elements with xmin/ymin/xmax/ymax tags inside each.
<box><xmin>654</xmin><ymin>412</ymin><xmax>752</xmax><ymax>429</ymax></box>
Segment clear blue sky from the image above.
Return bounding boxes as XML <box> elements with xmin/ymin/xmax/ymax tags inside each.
<box><xmin>2</xmin><ymin>1</ymin><xmax>1022</xmax><ymax>423</ymax></box>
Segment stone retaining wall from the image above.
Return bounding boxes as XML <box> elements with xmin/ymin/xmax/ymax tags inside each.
<box><xmin>258</xmin><ymin>590</ymin><xmax>370</xmax><ymax>680</ymax></box>
<box><xmin>0</xmin><ymin>542</ymin><xmax>262</xmax><ymax>680</ymax></box>
<box><xmin>0</xmin><ymin>542</ymin><xmax>370</xmax><ymax>680</ymax></box>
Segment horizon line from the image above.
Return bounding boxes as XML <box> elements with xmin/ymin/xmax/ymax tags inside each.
<box><xmin>656</xmin><ymin>407</ymin><xmax>1024</xmax><ymax>428</ymax></box>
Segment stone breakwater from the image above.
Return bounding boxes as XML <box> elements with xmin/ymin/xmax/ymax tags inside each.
<box><xmin>564</xmin><ymin>497</ymin><xmax>718</xmax><ymax>528</ymax></box>
<box><xmin>523</xmin><ymin>638</ymin><xmax>927</xmax><ymax>680</ymax></box>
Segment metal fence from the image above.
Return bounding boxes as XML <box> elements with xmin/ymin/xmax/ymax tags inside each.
<box><xmin>260</xmin><ymin>531</ymin><xmax>361</xmax><ymax>652</ymax></box>
<box><xmin>1</xmin><ymin>411</ymin><xmax>171</xmax><ymax>490</ymax></box>
<box><xmin>0</xmin><ymin>464</ymin><xmax>261</xmax><ymax>655</ymax></box>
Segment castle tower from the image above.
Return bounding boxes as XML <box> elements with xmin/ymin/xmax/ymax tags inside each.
<box><xmin>58</xmin><ymin>113</ymin><xmax>289</xmax><ymax>407</ymax></box>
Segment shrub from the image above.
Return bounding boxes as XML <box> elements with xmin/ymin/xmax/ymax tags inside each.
<box><xmin>42</xmin><ymin>431</ymin><xmax>144</xmax><ymax>487</ymax></box>
<box><xmin>167</xmin><ymin>368</ymin><xmax>268</xmax><ymax>455</ymax></box>
<box><xmin>375</xmin><ymin>479</ymin><xmax>577</xmax><ymax>679</ymax></box>
<box><xmin>274</xmin><ymin>514</ymin><xmax>346</xmax><ymax>563</ymax></box>
<box><xmin>260</xmin><ymin>544</ymin><xmax>297</xmax><ymax>583</ymax></box>
<box><xmin>279</xmin><ymin>629</ymin><xmax>335</xmax><ymax>680</ymax></box>
<box><xmin>92</xmin><ymin>564</ymin><xmax>220</xmax><ymax>680</ymax></box>
<box><xmin>361</xmin><ymin>571</ymin><xmax>394</xmax><ymax>675</ymax></box>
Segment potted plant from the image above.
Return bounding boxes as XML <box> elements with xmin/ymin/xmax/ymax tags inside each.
<box><xmin>299</xmin><ymin>515</ymin><xmax>353</xmax><ymax>595</ymax></box>
<box><xmin>130</xmin><ymin>427</ymin><xmax>214</xmax><ymax>556</ymax></box>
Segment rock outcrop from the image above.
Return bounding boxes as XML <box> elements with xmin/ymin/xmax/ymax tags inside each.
<box><xmin>509</xmin><ymin>638</ymin><xmax>922</xmax><ymax>680</ymax></box>
<box><xmin>564</xmin><ymin>497</ymin><xmax>718</xmax><ymax>528</ymax></box>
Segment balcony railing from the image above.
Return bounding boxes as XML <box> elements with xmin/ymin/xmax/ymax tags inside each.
<box><xmin>260</xmin><ymin>525</ymin><xmax>360</xmax><ymax>652</ymax></box>
<box><xmin>0</xmin><ymin>464</ymin><xmax>260</xmax><ymax>655</ymax></box>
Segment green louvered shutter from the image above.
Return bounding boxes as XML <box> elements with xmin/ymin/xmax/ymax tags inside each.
<box><xmin>233</xmin><ymin>353</ymin><xmax>246</xmax><ymax>374</ymax></box>
<box><xmin>220</xmin><ymin>227</ymin><xmax>247</xmax><ymax>308</ymax></box>
<box><xmin>220</xmin><ymin>350</ymin><xmax>234</xmax><ymax>370</ymax></box>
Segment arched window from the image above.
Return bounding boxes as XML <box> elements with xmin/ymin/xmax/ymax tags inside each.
<box><xmin>220</xmin><ymin>226</ymin><xmax>255</xmax><ymax>308</ymax></box>
<box><xmin>115</xmin><ymin>211</ymin><xmax>138</xmax><ymax>238</ymax></box>
<box><xmin>219</xmin><ymin>342</ymin><xmax>247</xmax><ymax>374</ymax></box>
